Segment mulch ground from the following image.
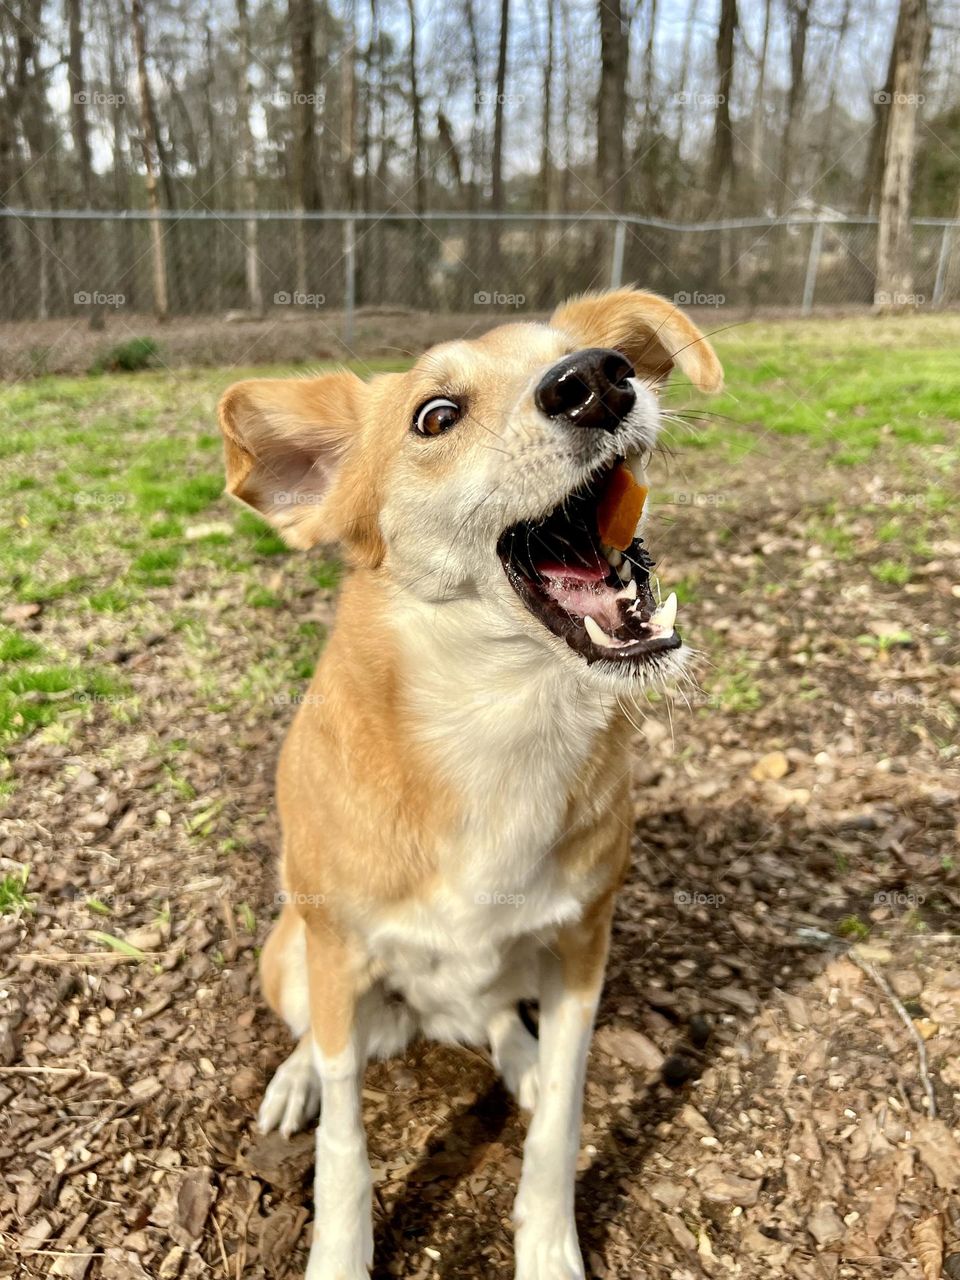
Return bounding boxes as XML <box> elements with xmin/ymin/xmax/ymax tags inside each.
<box><xmin>2</xmin><ymin>414</ymin><xmax>959</xmax><ymax>1279</ymax></box>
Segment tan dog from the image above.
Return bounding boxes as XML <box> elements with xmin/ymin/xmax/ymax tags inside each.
<box><xmin>218</xmin><ymin>289</ymin><xmax>722</xmax><ymax>1280</ymax></box>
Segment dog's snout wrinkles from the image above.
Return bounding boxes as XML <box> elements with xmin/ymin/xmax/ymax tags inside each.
<box><xmin>534</xmin><ymin>346</ymin><xmax>636</xmax><ymax>432</ymax></box>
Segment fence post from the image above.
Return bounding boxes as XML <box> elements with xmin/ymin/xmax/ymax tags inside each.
<box><xmin>343</xmin><ymin>216</ymin><xmax>356</xmax><ymax>348</ymax></box>
<box><xmin>933</xmin><ymin>224</ymin><xmax>954</xmax><ymax>309</ymax></box>
<box><xmin>801</xmin><ymin>220</ymin><xmax>824</xmax><ymax>315</ymax></box>
<box><xmin>609</xmin><ymin>220</ymin><xmax>626</xmax><ymax>289</ymax></box>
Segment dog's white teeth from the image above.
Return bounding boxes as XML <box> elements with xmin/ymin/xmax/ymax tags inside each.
<box><xmin>617</xmin><ymin>559</ymin><xmax>633</xmax><ymax>582</ymax></box>
<box><xmin>584</xmin><ymin>615</ymin><xmax>617</xmax><ymax>648</ymax></box>
<box><xmin>650</xmin><ymin>590</ymin><xmax>678</xmax><ymax>632</ymax></box>
<box><xmin>625</xmin><ymin>450</ymin><xmax>647</xmax><ymax>487</ymax></box>
<box><xmin>616</xmin><ymin>578</ymin><xmax>638</xmax><ymax>601</ymax></box>
<box><xmin>605</xmin><ymin>547</ymin><xmax>623</xmax><ymax>567</ymax></box>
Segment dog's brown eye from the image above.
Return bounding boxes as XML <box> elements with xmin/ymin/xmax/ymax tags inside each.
<box><xmin>413</xmin><ymin>397</ymin><xmax>461</xmax><ymax>437</ymax></box>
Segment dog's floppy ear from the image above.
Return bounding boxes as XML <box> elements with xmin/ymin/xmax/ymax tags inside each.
<box><xmin>551</xmin><ymin>288</ymin><xmax>724</xmax><ymax>392</ymax></box>
<box><xmin>218</xmin><ymin>370</ymin><xmax>383</xmax><ymax>565</ymax></box>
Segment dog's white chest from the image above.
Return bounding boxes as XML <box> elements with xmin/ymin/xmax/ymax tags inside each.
<box><xmin>364</xmin><ymin>862</ymin><xmax>582</xmax><ymax>1044</ymax></box>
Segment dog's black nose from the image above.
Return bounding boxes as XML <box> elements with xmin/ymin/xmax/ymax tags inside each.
<box><xmin>534</xmin><ymin>347</ymin><xmax>636</xmax><ymax>431</ymax></box>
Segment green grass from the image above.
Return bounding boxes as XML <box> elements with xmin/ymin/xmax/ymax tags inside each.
<box><xmin>685</xmin><ymin>314</ymin><xmax>960</xmax><ymax>466</ymax></box>
<box><xmin>0</xmin><ymin>868</ymin><xmax>32</xmax><ymax>914</ymax></box>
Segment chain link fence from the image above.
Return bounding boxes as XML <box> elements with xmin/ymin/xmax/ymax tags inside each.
<box><xmin>2</xmin><ymin>209</ymin><xmax>958</xmax><ymax>336</ymax></box>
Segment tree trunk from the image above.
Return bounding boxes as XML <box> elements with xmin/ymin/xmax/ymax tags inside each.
<box><xmin>534</xmin><ymin>0</ymin><xmax>554</xmax><ymax>302</ymax></box>
<box><xmin>539</xmin><ymin>0</ymin><xmax>554</xmax><ymax>213</ymax></box>
<box><xmin>491</xmin><ymin>0</ymin><xmax>510</xmax><ymax>212</ymax></box>
<box><xmin>777</xmin><ymin>0</ymin><xmax>810</xmax><ymax>210</ymax></box>
<box><xmin>675</xmin><ymin>0</ymin><xmax>697</xmax><ymax>163</ymax></box>
<box><xmin>863</xmin><ymin>26</ymin><xmax>898</xmax><ymax>213</ymax></box>
<box><xmin>875</xmin><ymin>0</ymin><xmax>930</xmax><ymax>310</ymax></box>
<box><xmin>709</xmin><ymin>0</ymin><xmax>738</xmax><ymax>203</ymax></box>
<box><xmin>489</xmin><ymin>0</ymin><xmax>510</xmax><ymax>274</ymax></box>
<box><xmin>131</xmin><ymin>0</ymin><xmax>168</xmax><ymax>319</ymax></box>
<box><xmin>341</xmin><ymin>0</ymin><xmax>356</xmax><ymax>209</ymax></box>
<box><xmin>237</xmin><ymin>0</ymin><xmax>263</xmax><ymax>315</ymax></box>
<box><xmin>404</xmin><ymin>0</ymin><xmax>423</xmax><ymax>213</ymax></box>
<box><xmin>464</xmin><ymin>0</ymin><xmax>483</xmax><ymax>207</ymax></box>
<box><xmin>66</xmin><ymin>0</ymin><xmax>94</xmax><ymax>205</ymax></box>
<box><xmin>750</xmin><ymin>0</ymin><xmax>772</xmax><ymax>184</ymax></box>
<box><xmin>289</xmin><ymin>0</ymin><xmax>317</xmax><ymax>297</ymax></box>
<box><xmin>596</xmin><ymin>0</ymin><xmax>628</xmax><ymax>208</ymax></box>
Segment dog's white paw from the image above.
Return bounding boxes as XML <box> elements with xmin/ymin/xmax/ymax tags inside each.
<box><xmin>490</xmin><ymin>1009</ymin><xmax>540</xmax><ymax>1112</ymax></box>
<box><xmin>514</xmin><ymin>1215</ymin><xmax>585</xmax><ymax>1280</ymax></box>
<box><xmin>306</xmin><ymin>1164</ymin><xmax>374</xmax><ymax>1279</ymax></box>
<box><xmin>304</xmin><ymin>1244</ymin><xmax>371</xmax><ymax>1280</ymax></box>
<box><xmin>258</xmin><ymin>1040</ymin><xmax>322</xmax><ymax>1138</ymax></box>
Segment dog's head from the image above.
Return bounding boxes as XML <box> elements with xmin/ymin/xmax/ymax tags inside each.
<box><xmin>218</xmin><ymin>288</ymin><xmax>722</xmax><ymax>690</ymax></box>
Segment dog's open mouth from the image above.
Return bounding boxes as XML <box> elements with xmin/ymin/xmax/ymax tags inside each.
<box><xmin>497</xmin><ymin>454</ymin><xmax>681</xmax><ymax>667</ymax></box>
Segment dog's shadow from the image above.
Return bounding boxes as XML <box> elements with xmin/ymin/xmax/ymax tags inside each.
<box><xmin>369</xmin><ymin>797</ymin><xmax>947</xmax><ymax>1279</ymax></box>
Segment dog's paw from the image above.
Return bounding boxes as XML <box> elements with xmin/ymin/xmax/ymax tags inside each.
<box><xmin>304</xmin><ymin>1248</ymin><xmax>370</xmax><ymax>1280</ymax></box>
<box><xmin>503</xmin><ymin>1050</ymin><xmax>540</xmax><ymax>1112</ymax></box>
<box><xmin>258</xmin><ymin>1041</ymin><xmax>322</xmax><ymax>1138</ymax></box>
<box><xmin>514</xmin><ymin>1216</ymin><xmax>585</xmax><ymax>1280</ymax></box>
<box><xmin>490</xmin><ymin>1010</ymin><xmax>540</xmax><ymax>1112</ymax></box>
<box><xmin>304</xmin><ymin>1210</ymin><xmax>373</xmax><ymax>1280</ymax></box>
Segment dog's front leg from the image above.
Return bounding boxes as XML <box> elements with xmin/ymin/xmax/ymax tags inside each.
<box><xmin>303</xmin><ymin>920</ymin><xmax>372</xmax><ymax>1280</ymax></box>
<box><xmin>514</xmin><ymin>898</ymin><xmax>614</xmax><ymax>1280</ymax></box>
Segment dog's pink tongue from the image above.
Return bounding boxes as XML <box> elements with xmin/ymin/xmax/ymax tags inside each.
<box><xmin>535</xmin><ymin>550</ymin><xmax>607</xmax><ymax>582</ymax></box>
<box><xmin>536</xmin><ymin>552</ymin><xmax>613</xmax><ymax>620</ymax></box>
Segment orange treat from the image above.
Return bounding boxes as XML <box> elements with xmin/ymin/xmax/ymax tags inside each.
<box><xmin>597</xmin><ymin>464</ymin><xmax>648</xmax><ymax>552</ymax></box>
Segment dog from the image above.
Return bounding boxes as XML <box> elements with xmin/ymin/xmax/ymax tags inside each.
<box><xmin>217</xmin><ymin>288</ymin><xmax>722</xmax><ymax>1280</ymax></box>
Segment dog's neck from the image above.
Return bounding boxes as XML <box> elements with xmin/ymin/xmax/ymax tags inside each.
<box><xmin>385</xmin><ymin>573</ymin><xmax>625</xmax><ymax>850</ymax></box>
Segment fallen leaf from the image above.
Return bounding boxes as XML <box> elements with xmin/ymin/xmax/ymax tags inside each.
<box><xmin>912</xmin><ymin>1214</ymin><xmax>944</xmax><ymax>1280</ymax></box>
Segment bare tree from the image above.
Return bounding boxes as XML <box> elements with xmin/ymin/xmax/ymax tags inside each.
<box><xmin>778</xmin><ymin>0</ymin><xmax>811</xmax><ymax>209</ymax></box>
<box><xmin>709</xmin><ymin>0</ymin><xmax>738</xmax><ymax>202</ymax></box>
<box><xmin>750</xmin><ymin>0</ymin><xmax>772</xmax><ymax>182</ymax></box>
<box><xmin>864</xmin><ymin>31</ymin><xmax>898</xmax><ymax>213</ymax></box>
<box><xmin>596</xmin><ymin>0</ymin><xmax>628</xmax><ymax>208</ymax></box>
<box><xmin>66</xmin><ymin>0</ymin><xmax>94</xmax><ymax>206</ymax></box>
<box><xmin>491</xmin><ymin>0</ymin><xmax>510</xmax><ymax>214</ymax></box>
<box><xmin>289</xmin><ymin>0</ymin><xmax>317</xmax><ymax>295</ymax></box>
<box><xmin>131</xmin><ymin>0</ymin><xmax>168</xmax><ymax>319</ymax></box>
<box><xmin>236</xmin><ymin>0</ymin><xmax>263</xmax><ymax>314</ymax></box>
<box><xmin>875</xmin><ymin>0</ymin><xmax>930</xmax><ymax>309</ymax></box>
<box><xmin>404</xmin><ymin>0</ymin><xmax>424</xmax><ymax>212</ymax></box>
<box><xmin>539</xmin><ymin>0</ymin><xmax>554</xmax><ymax>214</ymax></box>
<box><xmin>341</xmin><ymin>0</ymin><xmax>357</xmax><ymax>209</ymax></box>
